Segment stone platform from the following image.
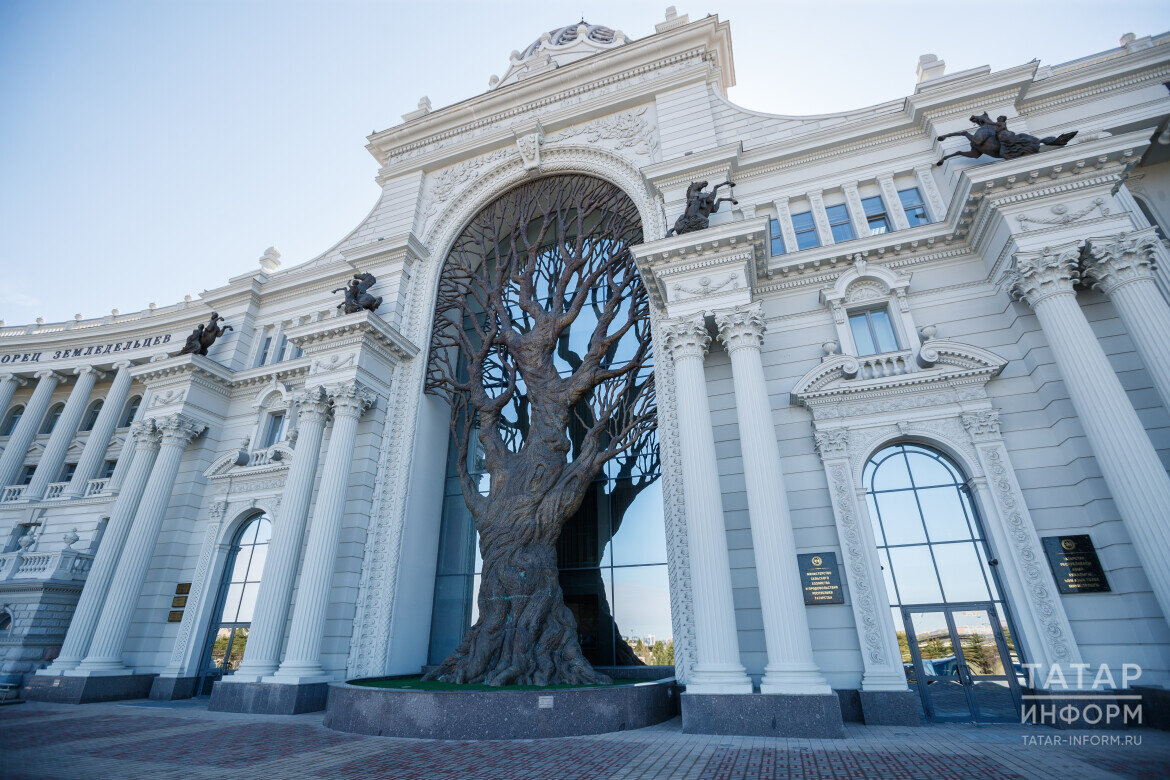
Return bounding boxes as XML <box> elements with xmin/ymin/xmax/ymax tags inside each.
<box><xmin>324</xmin><ymin>676</ymin><xmax>679</xmax><ymax>739</ymax></box>
<box><xmin>681</xmin><ymin>691</ymin><xmax>847</xmax><ymax>738</ymax></box>
<box><xmin>21</xmin><ymin>672</ymin><xmax>157</xmax><ymax>704</ymax></box>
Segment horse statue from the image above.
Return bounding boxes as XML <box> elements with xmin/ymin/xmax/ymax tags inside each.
<box><xmin>333</xmin><ymin>272</ymin><xmax>382</xmax><ymax>314</ymax></box>
<box><xmin>936</xmin><ymin>112</ymin><xmax>1077</xmax><ymax>166</ymax></box>
<box><xmin>177</xmin><ymin>312</ymin><xmax>233</xmax><ymax>356</ymax></box>
<box><xmin>666</xmin><ymin>180</ymin><xmax>738</xmax><ymax>236</ymax></box>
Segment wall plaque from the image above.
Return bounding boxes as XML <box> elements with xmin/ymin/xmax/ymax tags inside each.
<box><xmin>167</xmin><ymin>611</ymin><xmax>185</xmax><ymax>623</ymax></box>
<box><xmin>175</xmin><ymin>583</ymin><xmax>191</xmax><ymax>595</ymax></box>
<box><xmin>1042</xmin><ymin>535</ymin><xmax>1110</xmax><ymax>594</ymax></box>
<box><xmin>171</xmin><ymin>596</ymin><xmax>188</xmax><ymax>609</ymax></box>
<box><xmin>798</xmin><ymin>552</ymin><xmax>844</xmax><ymax>605</ymax></box>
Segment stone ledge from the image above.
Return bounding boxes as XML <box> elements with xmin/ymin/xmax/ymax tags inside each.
<box><xmin>22</xmin><ymin>672</ymin><xmax>156</xmax><ymax>704</ymax></box>
<box><xmin>208</xmin><ymin>680</ymin><xmax>329</xmax><ymax>714</ymax></box>
<box><xmin>681</xmin><ymin>691</ymin><xmax>846</xmax><ymax>738</ymax></box>
<box><xmin>149</xmin><ymin>675</ymin><xmax>199</xmax><ymax>701</ymax></box>
<box><xmin>324</xmin><ymin>677</ymin><xmax>678</xmax><ymax>739</ymax></box>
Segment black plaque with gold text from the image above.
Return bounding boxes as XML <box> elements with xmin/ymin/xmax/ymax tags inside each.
<box><xmin>798</xmin><ymin>552</ymin><xmax>844</xmax><ymax>605</ymax></box>
<box><xmin>1042</xmin><ymin>535</ymin><xmax>1110</xmax><ymax>594</ymax></box>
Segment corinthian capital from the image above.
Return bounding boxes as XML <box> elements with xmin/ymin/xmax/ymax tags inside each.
<box><xmin>292</xmin><ymin>385</ymin><xmax>332</xmax><ymax>425</ymax></box>
<box><xmin>659</xmin><ymin>314</ymin><xmax>710</xmax><ymax>361</ymax></box>
<box><xmin>715</xmin><ymin>304</ymin><xmax>766</xmax><ymax>354</ymax></box>
<box><xmin>813</xmin><ymin>428</ymin><xmax>849</xmax><ymax>461</ymax></box>
<box><xmin>329</xmin><ymin>381</ymin><xmax>376</xmax><ymax>418</ymax></box>
<box><xmin>129</xmin><ymin>418</ymin><xmax>162</xmax><ymax>448</ymax></box>
<box><xmin>961</xmin><ymin>409</ymin><xmax>1002</xmax><ymax>442</ymax></box>
<box><xmin>1081</xmin><ymin>227</ymin><xmax>1161</xmax><ymax>295</ymax></box>
<box><xmin>1005</xmin><ymin>244</ymin><xmax>1082</xmax><ymax>307</ymax></box>
<box><xmin>156</xmin><ymin>414</ymin><xmax>206</xmax><ymax>447</ymax></box>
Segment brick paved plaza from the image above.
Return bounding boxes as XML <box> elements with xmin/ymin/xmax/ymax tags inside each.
<box><xmin>1</xmin><ymin>699</ymin><xmax>1168</xmax><ymax>779</ymax></box>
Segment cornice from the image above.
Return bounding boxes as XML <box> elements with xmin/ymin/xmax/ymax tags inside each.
<box><xmin>632</xmin><ymin>217</ymin><xmax>769</xmax><ymax>308</ymax></box>
<box><xmin>285</xmin><ymin>309</ymin><xmax>419</xmax><ymax>363</ymax></box>
<box><xmin>129</xmin><ymin>353</ymin><xmax>234</xmax><ymax>393</ymax></box>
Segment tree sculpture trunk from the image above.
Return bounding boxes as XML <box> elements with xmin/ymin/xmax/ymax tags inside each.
<box><xmin>424</xmin><ymin>174</ymin><xmax>655</xmax><ymax>686</ymax></box>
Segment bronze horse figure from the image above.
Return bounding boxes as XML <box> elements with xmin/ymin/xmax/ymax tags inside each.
<box><xmin>333</xmin><ymin>271</ymin><xmax>382</xmax><ymax>314</ymax></box>
<box><xmin>936</xmin><ymin>112</ymin><xmax>1077</xmax><ymax>166</ymax></box>
<box><xmin>666</xmin><ymin>180</ymin><xmax>738</xmax><ymax>236</ymax></box>
<box><xmin>177</xmin><ymin>312</ymin><xmax>233</xmax><ymax>356</ymax></box>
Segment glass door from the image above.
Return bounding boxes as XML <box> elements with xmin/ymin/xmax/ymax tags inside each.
<box><xmin>903</xmin><ymin>603</ymin><xmax>1023</xmax><ymax>722</ymax></box>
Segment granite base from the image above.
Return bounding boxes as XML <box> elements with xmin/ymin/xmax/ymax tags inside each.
<box><xmin>325</xmin><ymin>677</ymin><xmax>678</xmax><ymax>739</ymax></box>
<box><xmin>149</xmin><ymin>676</ymin><xmax>199</xmax><ymax>701</ymax></box>
<box><xmin>859</xmin><ymin>689</ymin><xmax>922</xmax><ymax>725</ymax></box>
<box><xmin>208</xmin><ymin>680</ymin><xmax>330</xmax><ymax>714</ymax></box>
<box><xmin>22</xmin><ymin>673</ymin><xmax>157</xmax><ymax>704</ymax></box>
<box><xmin>681</xmin><ymin>691</ymin><xmax>846</xmax><ymax>738</ymax></box>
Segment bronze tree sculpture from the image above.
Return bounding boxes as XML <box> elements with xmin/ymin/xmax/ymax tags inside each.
<box><xmin>666</xmin><ymin>180</ymin><xmax>738</xmax><ymax>236</ymax></box>
<box><xmin>177</xmin><ymin>312</ymin><xmax>233</xmax><ymax>356</ymax></box>
<box><xmin>424</xmin><ymin>174</ymin><xmax>656</xmax><ymax>686</ymax></box>
<box><xmin>333</xmin><ymin>271</ymin><xmax>382</xmax><ymax>314</ymax></box>
<box><xmin>936</xmin><ymin>112</ymin><xmax>1077</xmax><ymax>166</ymax></box>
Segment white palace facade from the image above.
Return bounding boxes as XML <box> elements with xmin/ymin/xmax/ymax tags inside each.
<box><xmin>5</xmin><ymin>9</ymin><xmax>1170</xmax><ymax>728</ymax></box>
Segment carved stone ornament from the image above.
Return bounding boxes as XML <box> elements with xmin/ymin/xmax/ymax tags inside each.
<box><xmin>715</xmin><ymin>304</ymin><xmax>766</xmax><ymax>354</ymax></box>
<box><xmin>1004</xmin><ymin>245</ymin><xmax>1082</xmax><ymax>307</ymax></box>
<box><xmin>660</xmin><ymin>315</ymin><xmax>711</xmax><ymax>360</ymax></box>
<box><xmin>1016</xmin><ymin>197</ymin><xmax>1110</xmax><ymax>232</ymax></box>
<box><xmin>329</xmin><ymin>382</ymin><xmax>376</xmax><ymax>418</ymax></box>
<box><xmin>1081</xmin><ymin>228</ymin><xmax>1161</xmax><ymax>295</ymax></box>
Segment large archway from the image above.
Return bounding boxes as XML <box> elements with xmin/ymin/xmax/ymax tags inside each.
<box><xmin>423</xmin><ymin>173</ymin><xmax>665</xmax><ymax>685</ymax></box>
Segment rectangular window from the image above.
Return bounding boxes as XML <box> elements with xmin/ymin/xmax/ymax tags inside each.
<box><xmin>768</xmin><ymin>218</ymin><xmax>787</xmax><ymax>256</ymax></box>
<box><xmin>58</xmin><ymin>463</ymin><xmax>77</xmax><ymax>483</ymax></box>
<box><xmin>18</xmin><ymin>466</ymin><xmax>35</xmax><ymax>485</ymax></box>
<box><xmin>790</xmin><ymin>210</ymin><xmax>820</xmax><ymax>250</ymax></box>
<box><xmin>898</xmin><ymin>187</ymin><xmax>930</xmax><ymax>226</ymax></box>
<box><xmin>289</xmin><ymin>344</ymin><xmax>303</xmax><ymax>359</ymax></box>
<box><xmin>100</xmin><ymin>460</ymin><xmax>118</xmax><ymax>479</ymax></box>
<box><xmin>256</xmin><ymin>336</ymin><xmax>272</xmax><ymax>367</ymax></box>
<box><xmin>262</xmin><ymin>412</ymin><xmax>286</xmax><ymax>448</ymax></box>
<box><xmin>849</xmin><ymin>308</ymin><xmax>899</xmax><ymax>356</ymax></box>
<box><xmin>862</xmin><ymin>195</ymin><xmax>891</xmax><ymax>235</ymax></box>
<box><xmin>825</xmin><ymin>204</ymin><xmax>855</xmax><ymax>243</ymax></box>
<box><xmin>276</xmin><ymin>334</ymin><xmax>289</xmax><ymax>363</ymax></box>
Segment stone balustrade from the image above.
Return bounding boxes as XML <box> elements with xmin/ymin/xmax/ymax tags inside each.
<box><xmin>1</xmin><ymin>485</ymin><xmax>25</xmax><ymax>503</ymax></box>
<box><xmin>84</xmin><ymin>478</ymin><xmax>109</xmax><ymax>497</ymax></box>
<box><xmin>0</xmin><ymin>548</ymin><xmax>94</xmax><ymax>582</ymax></box>
<box><xmin>44</xmin><ymin>482</ymin><xmax>69</xmax><ymax>500</ymax></box>
<box><xmin>853</xmin><ymin>348</ymin><xmax>917</xmax><ymax>380</ymax></box>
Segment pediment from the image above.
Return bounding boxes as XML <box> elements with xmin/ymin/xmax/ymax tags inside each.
<box><xmin>790</xmin><ymin>339</ymin><xmax>1007</xmax><ymax>409</ymax></box>
<box><xmin>204</xmin><ymin>443</ymin><xmax>293</xmax><ymax>480</ymax></box>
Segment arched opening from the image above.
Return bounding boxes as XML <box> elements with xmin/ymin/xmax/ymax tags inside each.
<box><xmin>0</xmin><ymin>405</ymin><xmax>23</xmax><ymax>437</ymax></box>
<box><xmin>0</xmin><ymin>610</ymin><xmax>11</xmax><ymax>632</ymax></box>
<box><xmin>119</xmin><ymin>395</ymin><xmax>141</xmax><ymax>428</ymax></box>
<box><xmin>424</xmin><ymin>173</ymin><xmax>666</xmax><ymax>684</ymax></box>
<box><xmin>80</xmin><ymin>399</ymin><xmax>104</xmax><ymax>432</ymax></box>
<box><xmin>39</xmin><ymin>403</ymin><xmax>64</xmax><ymax>435</ymax></box>
<box><xmin>195</xmin><ymin>512</ymin><xmax>271</xmax><ymax>695</ymax></box>
<box><xmin>864</xmin><ymin>442</ymin><xmax>1024</xmax><ymax>722</ymax></box>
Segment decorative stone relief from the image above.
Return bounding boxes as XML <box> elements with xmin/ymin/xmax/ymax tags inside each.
<box><xmin>420</xmin><ymin>147</ymin><xmax>515</xmax><ymax>225</ymax></box>
<box><xmin>546</xmin><ymin>106</ymin><xmax>659</xmax><ymax>159</ymax></box>
<box><xmin>1015</xmin><ymin>197</ymin><xmax>1110</xmax><ymax>231</ymax></box>
<box><xmin>672</xmin><ymin>274</ymin><xmax>740</xmax><ymax>300</ymax></box>
<box><xmin>826</xmin><ymin>462</ymin><xmax>885</xmax><ymax>665</ymax></box>
<box><xmin>165</xmin><ymin>501</ymin><xmax>225</xmax><ymax>672</ymax></box>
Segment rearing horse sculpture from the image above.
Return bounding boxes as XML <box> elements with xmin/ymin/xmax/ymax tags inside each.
<box><xmin>177</xmin><ymin>312</ymin><xmax>233</xmax><ymax>356</ymax></box>
<box><xmin>333</xmin><ymin>271</ymin><xmax>382</xmax><ymax>314</ymax></box>
<box><xmin>936</xmin><ymin>113</ymin><xmax>1077</xmax><ymax>166</ymax></box>
<box><xmin>666</xmin><ymin>180</ymin><xmax>738</xmax><ymax>236</ymax></box>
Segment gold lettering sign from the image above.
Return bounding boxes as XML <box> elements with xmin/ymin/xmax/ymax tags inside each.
<box><xmin>1042</xmin><ymin>535</ymin><xmax>1110</xmax><ymax>594</ymax></box>
<box><xmin>167</xmin><ymin>610</ymin><xmax>185</xmax><ymax>623</ymax></box>
<box><xmin>175</xmin><ymin>583</ymin><xmax>191</xmax><ymax>595</ymax></box>
<box><xmin>171</xmin><ymin>596</ymin><xmax>188</xmax><ymax>608</ymax></box>
<box><xmin>798</xmin><ymin>552</ymin><xmax>844</xmax><ymax>605</ymax></box>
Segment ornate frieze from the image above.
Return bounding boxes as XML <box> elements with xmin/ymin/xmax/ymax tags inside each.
<box><xmin>1015</xmin><ymin>197</ymin><xmax>1110</xmax><ymax>232</ymax></box>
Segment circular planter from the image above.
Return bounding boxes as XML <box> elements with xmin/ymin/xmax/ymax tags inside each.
<box><xmin>323</xmin><ymin>675</ymin><xmax>678</xmax><ymax>740</ymax></box>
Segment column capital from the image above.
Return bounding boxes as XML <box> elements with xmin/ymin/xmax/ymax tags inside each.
<box><xmin>660</xmin><ymin>314</ymin><xmax>710</xmax><ymax>361</ymax></box>
<box><xmin>155</xmin><ymin>414</ymin><xmax>206</xmax><ymax>447</ymax></box>
<box><xmin>1082</xmin><ymin>228</ymin><xmax>1161</xmax><ymax>295</ymax></box>
<box><xmin>1006</xmin><ymin>244</ymin><xmax>1082</xmax><ymax>307</ymax></box>
<box><xmin>33</xmin><ymin>369</ymin><xmax>65</xmax><ymax>382</ymax></box>
<box><xmin>715</xmin><ymin>304</ymin><xmax>766</xmax><ymax>354</ymax></box>
<box><xmin>328</xmin><ymin>382</ymin><xmax>376</xmax><ymax>418</ymax></box>
<box><xmin>129</xmin><ymin>419</ymin><xmax>163</xmax><ymax>448</ymax></box>
<box><xmin>73</xmin><ymin>365</ymin><xmax>107</xmax><ymax>380</ymax></box>
<box><xmin>961</xmin><ymin>409</ymin><xmax>1003</xmax><ymax>443</ymax></box>
<box><xmin>813</xmin><ymin>428</ymin><xmax>850</xmax><ymax>461</ymax></box>
<box><xmin>0</xmin><ymin>374</ymin><xmax>28</xmax><ymax>387</ymax></box>
<box><xmin>112</xmin><ymin>360</ymin><xmax>134</xmax><ymax>371</ymax></box>
<box><xmin>292</xmin><ymin>385</ymin><xmax>333</xmax><ymax>425</ymax></box>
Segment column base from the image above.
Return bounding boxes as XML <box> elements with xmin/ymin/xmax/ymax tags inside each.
<box><xmin>35</xmin><ymin>660</ymin><xmax>81</xmax><ymax>677</ymax></box>
<box><xmin>681</xmin><ymin>691</ymin><xmax>845</xmax><ymax>737</ymax></box>
<box><xmin>859</xmin><ymin>689</ymin><xmax>922</xmax><ymax>725</ymax></box>
<box><xmin>22</xmin><ymin>672</ymin><xmax>156</xmax><ymax>704</ymax></box>
<box><xmin>760</xmin><ymin>664</ymin><xmax>833</xmax><ymax>695</ymax></box>
<box><xmin>208</xmin><ymin>679</ymin><xmax>330</xmax><ymax>714</ymax></box>
<box><xmin>685</xmin><ymin>664</ymin><xmax>753</xmax><ymax>695</ymax></box>
<box><xmin>149</xmin><ymin>675</ymin><xmax>199</xmax><ymax>701</ymax></box>
<box><xmin>64</xmin><ymin>665</ymin><xmax>136</xmax><ymax>677</ymax></box>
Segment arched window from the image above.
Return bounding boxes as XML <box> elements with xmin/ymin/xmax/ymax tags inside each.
<box><xmin>40</xmin><ymin>403</ymin><xmax>65</xmax><ymax>435</ymax></box>
<box><xmin>119</xmin><ymin>396</ymin><xmax>142</xmax><ymax>428</ymax></box>
<box><xmin>0</xmin><ymin>610</ymin><xmax>11</xmax><ymax>632</ymax></box>
<box><xmin>0</xmin><ymin>405</ymin><xmax>23</xmax><ymax>436</ymax></box>
<box><xmin>196</xmin><ymin>513</ymin><xmax>271</xmax><ymax>695</ymax></box>
<box><xmin>865</xmin><ymin>442</ymin><xmax>1023</xmax><ymax>722</ymax></box>
<box><xmin>80</xmin><ymin>399</ymin><xmax>104</xmax><ymax>432</ymax></box>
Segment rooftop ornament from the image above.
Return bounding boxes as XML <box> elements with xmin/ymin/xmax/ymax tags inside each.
<box><xmin>666</xmin><ymin>180</ymin><xmax>738</xmax><ymax>236</ymax></box>
<box><xmin>936</xmin><ymin>112</ymin><xmax>1077</xmax><ymax>166</ymax></box>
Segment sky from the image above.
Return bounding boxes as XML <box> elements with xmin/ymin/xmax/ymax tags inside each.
<box><xmin>2</xmin><ymin>0</ymin><xmax>1169</xmax><ymax>327</ymax></box>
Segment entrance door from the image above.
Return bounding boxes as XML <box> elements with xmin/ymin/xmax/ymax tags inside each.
<box><xmin>902</xmin><ymin>603</ymin><xmax>1023</xmax><ymax>722</ymax></box>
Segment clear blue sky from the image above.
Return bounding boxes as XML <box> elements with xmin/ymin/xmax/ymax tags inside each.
<box><xmin>2</xmin><ymin>0</ymin><xmax>1168</xmax><ymax>326</ymax></box>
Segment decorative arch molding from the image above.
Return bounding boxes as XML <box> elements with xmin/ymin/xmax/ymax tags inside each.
<box><xmin>250</xmin><ymin>378</ymin><xmax>291</xmax><ymax>410</ymax></box>
<box><xmin>820</xmin><ymin>259</ymin><xmax>922</xmax><ymax>360</ymax></box>
<box><xmin>346</xmin><ymin>146</ymin><xmax>696</xmax><ymax>681</ymax></box>
<box><xmin>798</xmin><ymin>345</ymin><xmax>1080</xmax><ymax>686</ymax></box>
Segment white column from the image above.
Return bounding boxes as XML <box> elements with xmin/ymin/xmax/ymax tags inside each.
<box><xmin>717</xmin><ymin>305</ymin><xmax>831</xmax><ymax>695</ymax></box>
<box><xmin>268</xmin><ymin>382</ymin><xmax>374</xmax><ymax>684</ymax></box>
<box><xmin>25</xmin><ymin>366</ymin><xmax>104</xmax><ymax>500</ymax></box>
<box><xmin>0</xmin><ymin>370</ymin><xmax>63</xmax><ymax>488</ymax></box>
<box><xmin>65</xmin><ymin>363</ymin><xmax>133</xmax><ymax>497</ymax></box>
<box><xmin>841</xmin><ymin>182</ymin><xmax>871</xmax><ymax>239</ymax></box>
<box><xmin>105</xmin><ymin>389</ymin><xmax>150</xmax><ymax>495</ymax></box>
<box><xmin>39</xmin><ymin>421</ymin><xmax>162</xmax><ymax>674</ymax></box>
<box><xmin>228</xmin><ymin>387</ymin><xmax>331</xmax><ymax>682</ymax></box>
<box><xmin>772</xmin><ymin>197</ymin><xmax>799</xmax><ymax>255</ymax></box>
<box><xmin>1083</xmin><ymin>229</ymin><xmax>1170</xmax><ymax>415</ymax></box>
<box><xmin>0</xmin><ymin>374</ymin><xmax>26</xmax><ymax>423</ymax></box>
<box><xmin>70</xmin><ymin>414</ymin><xmax>204</xmax><ymax>675</ymax></box>
<box><xmin>661</xmin><ymin>316</ymin><xmax>752</xmax><ymax>694</ymax></box>
<box><xmin>807</xmin><ymin>190</ymin><xmax>835</xmax><ymax>246</ymax></box>
<box><xmin>1009</xmin><ymin>244</ymin><xmax>1170</xmax><ymax>623</ymax></box>
<box><xmin>877</xmin><ymin>173</ymin><xmax>911</xmax><ymax>231</ymax></box>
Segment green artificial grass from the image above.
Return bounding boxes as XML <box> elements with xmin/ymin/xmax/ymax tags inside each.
<box><xmin>349</xmin><ymin>675</ymin><xmax>646</xmax><ymax>692</ymax></box>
